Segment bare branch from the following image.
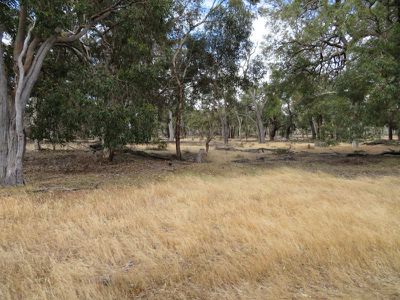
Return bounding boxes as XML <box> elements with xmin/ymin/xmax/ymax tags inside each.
<box><xmin>57</xmin><ymin>0</ymin><xmax>130</xmax><ymax>43</ymax></box>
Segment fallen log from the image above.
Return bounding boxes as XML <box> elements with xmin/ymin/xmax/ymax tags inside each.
<box><xmin>215</xmin><ymin>146</ymin><xmax>291</xmax><ymax>154</ymax></box>
<box><xmin>364</xmin><ymin>140</ymin><xmax>400</xmax><ymax>146</ymax></box>
<box><xmin>380</xmin><ymin>150</ymin><xmax>400</xmax><ymax>156</ymax></box>
<box><xmin>123</xmin><ymin>149</ymin><xmax>174</xmax><ymax>160</ymax></box>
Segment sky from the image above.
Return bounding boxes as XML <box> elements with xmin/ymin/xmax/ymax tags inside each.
<box><xmin>251</xmin><ymin>15</ymin><xmax>269</xmax><ymax>53</ymax></box>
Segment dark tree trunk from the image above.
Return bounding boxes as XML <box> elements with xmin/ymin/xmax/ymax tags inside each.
<box><xmin>108</xmin><ymin>148</ymin><xmax>115</xmax><ymax>162</ymax></box>
<box><xmin>285</xmin><ymin>125</ymin><xmax>291</xmax><ymax>140</ymax></box>
<box><xmin>310</xmin><ymin>119</ymin><xmax>316</xmax><ymax>140</ymax></box>
<box><xmin>220</xmin><ymin>112</ymin><xmax>229</xmax><ymax>145</ymax></box>
<box><xmin>269</xmin><ymin>123</ymin><xmax>277</xmax><ymax>141</ymax></box>
<box><xmin>388</xmin><ymin>126</ymin><xmax>393</xmax><ymax>140</ymax></box>
<box><xmin>316</xmin><ymin>115</ymin><xmax>323</xmax><ymax>139</ymax></box>
<box><xmin>34</xmin><ymin>139</ymin><xmax>41</xmax><ymax>151</ymax></box>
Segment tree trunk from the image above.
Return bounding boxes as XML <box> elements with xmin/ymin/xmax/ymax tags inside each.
<box><xmin>269</xmin><ymin>123</ymin><xmax>277</xmax><ymax>141</ymax></box>
<box><xmin>235</xmin><ymin>111</ymin><xmax>242</xmax><ymax>140</ymax></box>
<box><xmin>175</xmin><ymin>85</ymin><xmax>184</xmax><ymax>160</ymax></box>
<box><xmin>388</xmin><ymin>126</ymin><xmax>393</xmax><ymax>140</ymax></box>
<box><xmin>0</xmin><ymin>26</ymin><xmax>55</xmax><ymax>185</ymax></box>
<box><xmin>310</xmin><ymin>118</ymin><xmax>316</xmax><ymax>140</ymax></box>
<box><xmin>108</xmin><ymin>148</ymin><xmax>115</xmax><ymax>162</ymax></box>
<box><xmin>0</xmin><ymin>3</ymin><xmax>126</xmax><ymax>186</ymax></box>
<box><xmin>251</xmin><ymin>89</ymin><xmax>265</xmax><ymax>143</ymax></box>
<box><xmin>205</xmin><ymin>136</ymin><xmax>212</xmax><ymax>153</ymax></box>
<box><xmin>285</xmin><ymin>125</ymin><xmax>291</xmax><ymax>140</ymax></box>
<box><xmin>168</xmin><ymin>110</ymin><xmax>174</xmax><ymax>142</ymax></box>
<box><xmin>229</xmin><ymin>125</ymin><xmax>235</xmax><ymax>139</ymax></box>
<box><xmin>34</xmin><ymin>139</ymin><xmax>41</xmax><ymax>151</ymax></box>
<box><xmin>398</xmin><ymin>129</ymin><xmax>400</xmax><ymax>141</ymax></box>
<box><xmin>0</xmin><ymin>29</ymin><xmax>9</xmax><ymax>184</ymax></box>
<box><xmin>255</xmin><ymin>108</ymin><xmax>266</xmax><ymax>143</ymax></box>
<box><xmin>316</xmin><ymin>115</ymin><xmax>323</xmax><ymax>139</ymax></box>
<box><xmin>220</xmin><ymin>110</ymin><xmax>229</xmax><ymax>145</ymax></box>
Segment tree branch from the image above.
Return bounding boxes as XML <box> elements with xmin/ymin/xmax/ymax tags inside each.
<box><xmin>13</xmin><ymin>5</ymin><xmax>26</xmax><ymax>60</ymax></box>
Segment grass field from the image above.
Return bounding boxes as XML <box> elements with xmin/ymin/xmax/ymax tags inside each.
<box><xmin>1</xmin><ymin>140</ymin><xmax>400</xmax><ymax>299</ymax></box>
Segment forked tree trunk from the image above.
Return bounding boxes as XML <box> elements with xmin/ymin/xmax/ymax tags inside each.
<box><xmin>0</xmin><ymin>3</ymin><xmax>125</xmax><ymax>186</ymax></box>
<box><xmin>0</xmin><ymin>22</ymin><xmax>55</xmax><ymax>185</ymax></box>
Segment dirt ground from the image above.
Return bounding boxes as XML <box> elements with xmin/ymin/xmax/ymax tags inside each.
<box><xmin>19</xmin><ymin>139</ymin><xmax>400</xmax><ymax>191</ymax></box>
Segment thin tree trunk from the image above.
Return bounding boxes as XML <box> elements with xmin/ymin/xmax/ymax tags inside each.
<box><xmin>34</xmin><ymin>139</ymin><xmax>41</xmax><ymax>151</ymax></box>
<box><xmin>205</xmin><ymin>136</ymin><xmax>212</xmax><ymax>153</ymax></box>
<box><xmin>255</xmin><ymin>109</ymin><xmax>265</xmax><ymax>143</ymax></box>
<box><xmin>251</xmin><ymin>89</ymin><xmax>266</xmax><ymax>143</ymax></box>
<box><xmin>388</xmin><ymin>126</ymin><xmax>393</xmax><ymax>140</ymax></box>
<box><xmin>168</xmin><ymin>110</ymin><xmax>174</xmax><ymax>142</ymax></box>
<box><xmin>220</xmin><ymin>112</ymin><xmax>229</xmax><ymax>145</ymax></box>
<box><xmin>0</xmin><ymin>28</ymin><xmax>9</xmax><ymax>184</ymax></box>
<box><xmin>285</xmin><ymin>125</ymin><xmax>291</xmax><ymax>140</ymax></box>
<box><xmin>316</xmin><ymin>115</ymin><xmax>323</xmax><ymax>139</ymax></box>
<box><xmin>175</xmin><ymin>85</ymin><xmax>184</xmax><ymax>160</ymax></box>
<box><xmin>235</xmin><ymin>111</ymin><xmax>242</xmax><ymax>140</ymax></box>
<box><xmin>108</xmin><ymin>148</ymin><xmax>115</xmax><ymax>162</ymax></box>
<box><xmin>310</xmin><ymin>118</ymin><xmax>317</xmax><ymax>140</ymax></box>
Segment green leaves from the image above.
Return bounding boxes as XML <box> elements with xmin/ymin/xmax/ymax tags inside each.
<box><xmin>89</xmin><ymin>102</ymin><xmax>157</xmax><ymax>150</ymax></box>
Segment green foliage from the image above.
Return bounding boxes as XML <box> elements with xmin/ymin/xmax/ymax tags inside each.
<box><xmin>186</xmin><ymin>108</ymin><xmax>220</xmax><ymax>138</ymax></box>
<box><xmin>27</xmin><ymin>93</ymin><xmax>88</xmax><ymax>145</ymax></box>
<box><xmin>27</xmin><ymin>48</ymin><xmax>89</xmax><ymax>145</ymax></box>
<box><xmin>89</xmin><ymin>102</ymin><xmax>157</xmax><ymax>151</ymax></box>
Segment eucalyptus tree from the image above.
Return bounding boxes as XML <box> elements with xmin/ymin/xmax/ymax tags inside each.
<box><xmin>266</xmin><ymin>0</ymin><xmax>400</xmax><ymax>140</ymax></box>
<box><xmin>168</xmin><ymin>0</ymin><xmax>227</xmax><ymax>159</ymax></box>
<box><xmin>0</xmin><ymin>0</ymin><xmax>138</xmax><ymax>185</ymax></box>
<box><xmin>186</xmin><ymin>105</ymin><xmax>220</xmax><ymax>152</ymax></box>
<box><xmin>27</xmin><ymin>47</ymin><xmax>90</xmax><ymax>148</ymax></box>
<box><xmin>242</xmin><ymin>55</ymin><xmax>268</xmax><ymax>143</ymax></box>
<box><xmin>83</xmin><ymin>0</ymin><xmax>171</xmax><ymax>160</ymax></box>
<box><xmin>169</xmin><ymin>0</ymin><xmax>256</xmax><ymax>157</ymax></box>
<box><xmin>203</xmin><ymin>0</ymin><xmax>254</xmax><ymax>145</ymax></box>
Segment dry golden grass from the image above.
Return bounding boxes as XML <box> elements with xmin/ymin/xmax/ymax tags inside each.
<box><xmin>1</xmin><ymin>164</ymin><xmax>400</xmax><ymax>299</ymax></box>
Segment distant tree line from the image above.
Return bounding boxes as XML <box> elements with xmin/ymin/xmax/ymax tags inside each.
<box><xmin>0</xmin><ymin>0</ymin><xmax>399</xmax><ymax>185</ymax></box>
